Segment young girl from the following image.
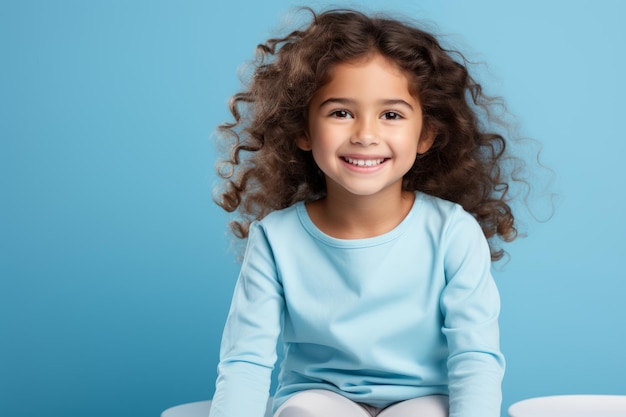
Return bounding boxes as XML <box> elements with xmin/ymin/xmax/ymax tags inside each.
<box><xmin>210</xmin><ymin>7</ymin><xmax>524</xmax><ymax>417</ymax></box>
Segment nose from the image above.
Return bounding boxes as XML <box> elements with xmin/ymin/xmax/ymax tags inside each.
<box><xmin>351</xmin><ymin>116</ymin><xmax>379</xmax><ymax>146</ymax></box>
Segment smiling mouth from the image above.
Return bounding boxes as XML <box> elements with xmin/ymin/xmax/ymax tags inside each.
<box><xmin>342</xmin><ymin>157</ymin><xmax>387</xmax><ymax>167</ymax></box>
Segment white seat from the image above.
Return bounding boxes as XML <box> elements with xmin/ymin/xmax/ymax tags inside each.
<box><xmin>162</xmin><ymin>401</ymin><xmax>211</xmax><ymax>417</ymax></box>
<box><xmin>161</xmin><ymin>399</ymin><xmax>273</xmax><ymax>417</ymax></box>
<box><xmin>508</xmin><ymin>395</ymin><xmax>626</xmax><ymax>417</ymax></box>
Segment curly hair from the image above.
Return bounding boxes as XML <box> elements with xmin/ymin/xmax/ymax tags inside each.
<box><xmin>215</xmin><ymin>7</ymin><xmax>526</xmax><ymax>260</ymax></box>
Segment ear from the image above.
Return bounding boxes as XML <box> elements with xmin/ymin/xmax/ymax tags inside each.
<box><xmin>296</xmin><ymin>134</ymin><xmax>312</xmax><ymax>151</ymax></box>
<box><xmin>416</xmin><ymin>126</ymin><xmax>436</xmax><ymax>154</ymax></box>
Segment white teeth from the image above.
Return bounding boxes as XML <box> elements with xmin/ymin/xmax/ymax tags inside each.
<box><xmin>344</xmin><ymin>157</ymin><xmax>385</xmax><ymax>166</ymax></box>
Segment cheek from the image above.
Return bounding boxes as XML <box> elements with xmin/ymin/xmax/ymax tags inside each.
<box><xmin>310</xmin><ymin>139</ymin><xmax>334</xmax><ymax>162</ymax></box>
<box><xmin>309</xmin><ymin>129</ymin><xmax>336</xmax><ymax>151</ymax></box>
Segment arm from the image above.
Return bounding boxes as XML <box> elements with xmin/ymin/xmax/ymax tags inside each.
<box><xmin>209</xmin><ymin>222</ymin><xmax>284</xmax><ymax>417</ymax></box>
<box><xmin>440</xmin><ymin>208</ymin><xmax>506</xmax><ymax>417</ymax></box>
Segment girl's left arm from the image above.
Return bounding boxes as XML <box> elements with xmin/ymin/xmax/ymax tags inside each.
<box><xmin>440</xmin><ymin>207</ymin><xmax>506</xmax><ymax>417</ymax></box>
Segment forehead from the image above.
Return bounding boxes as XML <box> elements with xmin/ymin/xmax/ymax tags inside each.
<box><xmin>312</xmin><ymin>53</ymin><xmax>416</xmax><ymax>103</ymax></box>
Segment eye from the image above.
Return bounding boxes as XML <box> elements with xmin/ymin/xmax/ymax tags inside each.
<box><xmin>329</xmin><ymin>110</ymin><xmax>353</xmax><ymax>119</ymax></box>
<box><xmin>382</xmin><ymin>111</ymin><xmax>403</xmax><ymax>120</ymax></box>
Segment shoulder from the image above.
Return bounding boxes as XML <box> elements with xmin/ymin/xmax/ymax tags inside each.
<box><xmin>414</xmin><ymin>192</ymin><xmax>479</xmax><ymax>232</ymax></box>
<box><xmin>416</xmin><ymin>195</ymin><xmax>492</xmax><ymax>274</ymax></box>
<box><xmin>417</xmin><ymin>192</ymin><xmax>461</xmax><ymax>215</ymax></box>
<box><xmin>250</xmin><ymin>202</ymin><xmax>308</xmax><ymax>245</ymax></box>
<box><xmin>257</xmin><ymin>203</ymin><xmax>301</xmax><ymax>230</ymax></box>
<box><xmin>413</xmin><ymin>196</ymin><xmax>494</xmax><ymax>288</ymax></box>
<box><xmin>413</xmin><ymin>193</ymin><xmax>488</xmax><ymax>266</ymax></box>
<box><xmin>240</xmin><ymin>206</ymin><xmax>304</xmax><ymax>274</ymax></box>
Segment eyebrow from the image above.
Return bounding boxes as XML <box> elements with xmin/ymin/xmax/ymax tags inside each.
<box><xmin>318</xmin><ymin>97</ymin><xmax>415</xmax><ymax>111</ymax></box>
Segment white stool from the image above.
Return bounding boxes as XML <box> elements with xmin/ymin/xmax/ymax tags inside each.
<box><xmin>161</xmin><ymin>399</ymin><xmax>273</xmax><ymax>417</ymax></box>
<box><xmin>508</xmin><ymin>395</ymin><xmax>626</xmax><ymax>417</ymax></box>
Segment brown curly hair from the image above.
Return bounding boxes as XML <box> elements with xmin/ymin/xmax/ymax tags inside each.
<box><xmin>215</xmin><ymin>7</ymin><xmax>525</xmax><ymax>260</ymax></box>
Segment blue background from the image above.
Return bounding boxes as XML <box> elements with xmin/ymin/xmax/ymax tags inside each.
<box><xmin>2</xmin><ymin>1</ymin><xmax>625</xmax><ymax>416</ymax></box>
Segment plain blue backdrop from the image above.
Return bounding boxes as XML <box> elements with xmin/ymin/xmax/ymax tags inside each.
<box><xmin>1</xmin><ymin>1</ymin><xmax>625</xmax><ymax>416</ymax></box>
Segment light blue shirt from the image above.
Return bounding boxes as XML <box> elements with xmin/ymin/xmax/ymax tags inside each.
<box><xmin>209</xmin><ymin>193</ymin><xmax>505</xmax><ymax>417</ymax></box>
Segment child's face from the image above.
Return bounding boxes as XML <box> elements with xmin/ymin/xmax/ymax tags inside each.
<box><xmin>298</xmin><ymin>53</ymin><xmax>433</xmax><ymax>199</ymax></box>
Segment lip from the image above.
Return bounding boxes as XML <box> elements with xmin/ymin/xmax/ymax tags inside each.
<box><xmin>340</xmin><ymin>155</ymin><xmax>389</xmax><ymax>171</ymax></box>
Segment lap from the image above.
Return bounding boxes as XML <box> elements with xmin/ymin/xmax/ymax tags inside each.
<box><xmin>273</xmin><ymin>389</ymin><xmax>371</xmax><ymax>417</ymax></box>
<box><xmin>379</xmin><ymin>394</ymin><xmax>448</xmax><ymax>417</ymax></box>
<box><xmin>274</xmin><ymin>390</ymin><xmax>448</xmax><ymax>417</ymax></box>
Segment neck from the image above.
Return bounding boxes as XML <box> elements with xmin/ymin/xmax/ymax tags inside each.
<box><xmin>306</xmin><ymin>184</ymin><xmax>415</xmax><ymax>239</ymax></box>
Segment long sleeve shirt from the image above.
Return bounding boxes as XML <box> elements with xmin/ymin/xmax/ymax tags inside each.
<box><xmin>209</xmin><ymin>192</ymin><xmax>505</xmax><ymax>417</ymax></box>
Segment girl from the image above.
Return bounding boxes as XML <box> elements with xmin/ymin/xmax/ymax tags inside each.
<box><xmin>211</xmin><ymin>7</ymin><xmax>525</xmax><ymax>417</ymax></box>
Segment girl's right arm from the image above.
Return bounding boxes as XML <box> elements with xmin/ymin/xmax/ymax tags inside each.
<box><xmin>209</xmin><ymin>222</ymin><xmax>285</xmax><ymax>417</ymax></box>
